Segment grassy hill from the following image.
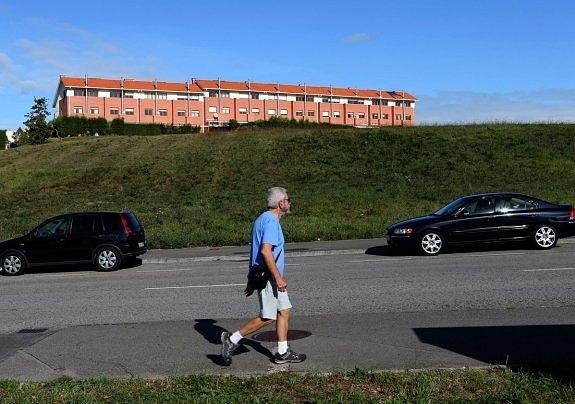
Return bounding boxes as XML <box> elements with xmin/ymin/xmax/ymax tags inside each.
<box><xmin>1</xmin><ymin>123</ymin><xmax>575</xmax><ymax>248</ymax></box>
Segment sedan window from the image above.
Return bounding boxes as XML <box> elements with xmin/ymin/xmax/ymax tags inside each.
<box><xmin>460</xmin><ymin>197</ymin><xmax>496</xmax><ymax>215</ymax></box>
<box><xmin>499</xmin><ymin>197</ymin><xmax>534</xmax><ymax>212</ymax></box>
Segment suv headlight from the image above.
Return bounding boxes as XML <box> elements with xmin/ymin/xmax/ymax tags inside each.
<box><xmin>394</xmin><ymin>228</ymin><xmax>413</xmax><ymax>235</ymax></box>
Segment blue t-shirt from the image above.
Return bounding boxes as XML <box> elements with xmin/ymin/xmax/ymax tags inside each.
<box><xmin>249</xmin><ymin>210</ymin><xmax>285</xmax><ymax>276</ymax></box>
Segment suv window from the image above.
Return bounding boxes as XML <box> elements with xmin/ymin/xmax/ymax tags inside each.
<box><xmin>123</xmin><ymin>212</ymin><xmax>142</xmax><ymax>231</ymax></box>
<box><xmin>102</xmin><ymin>213</ymin><xmax>123</xmax><ymax>233</ymax></box>
<box><xmin>70</xmin><ymin>215</ymin><xmax>99</xmax><ymax>236</ymax></box>
<box><xmin>35</xmin><ymin>216</ymin><xmax>71</xmax><ymax>238</ymax></box>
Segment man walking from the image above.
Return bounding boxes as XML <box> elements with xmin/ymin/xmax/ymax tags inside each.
<box><xmin>221</xmin><ymin>187</ymin><xmax>306</xmax><ymax>365</ymax></box>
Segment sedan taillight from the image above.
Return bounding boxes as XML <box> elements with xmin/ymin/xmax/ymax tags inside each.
<box><xmin>570</xmin><ymin>207</ymin><xmax>575</xmax><ymax>221</ymax></box>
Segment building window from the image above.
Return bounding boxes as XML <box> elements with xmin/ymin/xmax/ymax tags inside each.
<box><xmin>144</xmin><ymin>108</ymin><xmax>153</xmax><ymax>116</ymax></box>
<box><xmin>306</xmin><ymin>96</ymin><xmax>314</xmax><ymax>102</ymax></box>
<box><xmin>322</xmin><ymin>111</ymin><xmax>329</xmax><ymax>117</ymax></box>
<box><xmin>251</xmin><ymin>92</ymin><xmax>260</xmax><ymax>99</ymax></box>
<box><xmin>177</xmin><ymin>110</ymin><xmax>186</xmax><ymax>117</ymax></box>
<box><xmin>268</xmin><ymin>109</ymin><xmax>276</xmax><ymax>115</ymax></box>
<box><xmin>280</xmin><ymin>109</ymin><xmax>288</xmax><ymax>116</ymax></box>
<box><xmin>158</xmin><ymin>109</ymin><xmax>168</xmax><ymax>116</ymax></box>
<box><xmin>333</xmin><ymin>111</ymin><xmax>340</xmax><ymax>117</ymax></box>
<box><xmin>222</xmin><ymin>107</ymin><xmax>230</xmax><ymax>114</ymax></box>
<box><xmin>322</xmin><ymin>97</ymin><xmax>330</xmax><ymax>103</ymax></box>
<box><xmin>358</xmin><ymin>112</ymin><xmax>365</xmax><ymax>119</ymax></box>
<box><xmin>295</xmin><ymin>110</ymin><xmax>303</xmax><ymax>117</ymax></box>
<box><xmin>395</xmin><ymin>114</ymin><xmax>402</xmax><ymax>120</ymax></box>
<box><xmin>157</xmin><ymin>92</ymin><xmax>167</xmax><ymax>100</ymax></box>
<box><xmin>347</xmin><ymin>112</ymin><xmax>354</xmax><ymax>118</ymax></box>
<box><xmin>382</xmin><ymin>113</ymin><xmax>389</xmax><ymax>119</ymax></box>
<box><xmin>87</xmin><ymin>89</ymin><xmax>98</xmax><ymax>97</ymax></box>
<box><xmin>405</xmin><ymin>115</ymin><xmax>412</xmax><ymax>120</ymax></box>
<box><xmin>239</xmin><ymin>107</ymin><xmax>247</xmax><ymax>114</ymax></box>
<box><xmin>110</xmin><ymin>108</ymin><xmax>119</xmax><ymax>115</ymax></box>
<box><xmin>251</xmin><ymin>108</ymin><xmax>259</xmax><ymax>114</ymax></box>
<box><xmin>208</xmin><ymin>106</ymin><xmax>217</xmax><ymax>113</ymax></box>
<box><xmin>74</xmin><ymin>89</ymin><xmax>86</xmax><ymax>96</ymax></box>
<box><xmin>219</xmin><ymin>91</ymin><xmax>230</xmax><ymax>98</ymax></box>
<box><xmin>190</xmin><ymin>110</ymin><xmax>200</xmax><ymax>117</ymax></box>
<box><xmin>73</xmin><ymin>106</ymin><xmax>83</xmax><ymax>114</ymax></box>
<box><xmin>372</xmin><ymin>113</ymin><xmax>379</xmax><ymax>119</ymax></box>
<box><xmin>296</xmin><ymin>95</ymin><xmax>305</xmax><ymax>102</ymax></box>
<box><xmin>307</xmin><ymin>111</ymin><xmax>315</xmax><ymax>117</ymax></box>
<box><xmin>124</xmin><ymin>93</ymin><xmax>134</xmax><ymax>98</ymax></box>
<box><xmin>110</xmin><ymin>90</ymin><xmax>121</xmax><ymax>98</ymax></box>
<box><xmin>90</xmin><ymin>107</ymin><xmax>99</xmax><ymax>115</ymax></box>
<box><xmin>125</xmin><ymin>108</ymin><xmax>134</xmax><ymax>115</ymax></box>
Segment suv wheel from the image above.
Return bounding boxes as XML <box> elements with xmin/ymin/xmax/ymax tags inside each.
<box><xmin>94</xmin><ymin>246</ymin><xmax>122</xmax><ymax>271</ymax></box>
<box><xmin>2</xmin><ymin>251</ymin><xmax>26</xmax><ymax>276</ymax></box>
<box><xmin>418</xmin><ymin>231</ymin><xmax>444</xmax><ymax>256</ymax></box>
<box><xmin>533</xmin><ymin>224</ymin><xmax>557</xmax><ymax>249</ymax></box>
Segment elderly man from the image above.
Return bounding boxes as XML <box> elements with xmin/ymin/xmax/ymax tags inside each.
<box><xmin>221</xmin><ymin>187</ymin><xmax>306</xmax><ymax>365</ymax></box>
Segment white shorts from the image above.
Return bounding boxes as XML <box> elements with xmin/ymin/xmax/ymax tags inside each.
<box><xmin>258</xmin><ymin>280</ymin><xmax>292</xmax><ymax>320</ymax></box>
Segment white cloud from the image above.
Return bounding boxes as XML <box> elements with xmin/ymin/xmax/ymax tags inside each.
<box><xmin>343</xmin><ymin>33</ymin><xmax>373</xmax><ymax>43</ymax></box>
<box><xmin>416</xmin><ymin>89</ymin><xmax>575</xmax><ymax>124</ymax></box>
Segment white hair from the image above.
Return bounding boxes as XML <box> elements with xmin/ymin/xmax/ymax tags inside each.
<box><xmin>267</xmin><ymin>187</ymin><xmax>288</xmax><ymax>208</ymax></box>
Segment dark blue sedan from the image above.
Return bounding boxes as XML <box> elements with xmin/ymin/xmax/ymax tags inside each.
<box><xmin>387</xmin><ymin>192</ymin><xmax>575</xmax><ymax>255</ymax></box>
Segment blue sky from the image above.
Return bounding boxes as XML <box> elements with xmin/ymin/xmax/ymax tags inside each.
<box><xmin>1</xmin><ymin>0</ymin><xmax>574</xmax><ymax>130</ymax></box>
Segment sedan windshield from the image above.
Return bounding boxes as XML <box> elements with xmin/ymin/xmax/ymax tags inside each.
<box><xmin>434</xmin><ymin>197</ymin><xmax>469</xmax><ymax>216</ymax></box>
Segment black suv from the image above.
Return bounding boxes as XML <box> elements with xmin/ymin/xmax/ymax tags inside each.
<box><xmin>0</xmin><ymin>212</ymin><xmax>147</xmax><ymax>275</ymax></box>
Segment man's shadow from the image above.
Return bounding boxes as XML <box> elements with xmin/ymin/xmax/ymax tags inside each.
<box><xmin>194</xmin><ymin>319</ymin><xmax>273</xmax><ymax>366</ymax></box>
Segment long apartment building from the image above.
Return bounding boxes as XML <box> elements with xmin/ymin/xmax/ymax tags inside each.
<box><xmin>53</xmin><ymin>76</ymin><xmax>416</xmax><ymax>131</ymax></box>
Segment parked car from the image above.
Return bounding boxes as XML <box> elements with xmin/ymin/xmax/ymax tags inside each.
<box><xmin>387</xmin><ymin>193</ymin><xmax>575</xmax><ymax>256</ymax></box>
<box><xmin>0</xmin><ymin>212</ymin><xmax>147</xmax><ymax>275</ymax></box>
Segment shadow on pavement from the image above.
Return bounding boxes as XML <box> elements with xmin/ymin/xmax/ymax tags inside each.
<box><xmin>365</xmin><ymin>241</ymin><xmax>534</xmax><ymax>257</ymax></box>
<box><xmin>194</xmin><ymin>319</ymin><xmax>273</xmax><ymax>366</ymax></box>
<box><xmin>414</xmin><ymin>324</ymin><xmax>575</xmax><ymax>378</ymax></box>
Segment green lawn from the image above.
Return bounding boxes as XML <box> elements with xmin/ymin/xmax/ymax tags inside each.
<box><xmin>1</xmin><ymin>368</ymin><xmax>575</xmax><ymax>403</ymax></box>
<box><xmin>1</xmin><ymin>123</ymin><xmax>574</xmax><ymax>248</ymax></box>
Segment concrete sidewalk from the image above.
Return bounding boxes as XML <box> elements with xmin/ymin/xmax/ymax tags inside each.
<box><xmin>142</xmin><ymin>238</ymin><xmax>389</xmax><ymax>264</ymax></box>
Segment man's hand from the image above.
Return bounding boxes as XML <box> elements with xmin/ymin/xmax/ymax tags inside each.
<box><xmin>244</xmin><ymin>282</ymin><xmax>255</xmax><ymax>297</ymax></box>
<box><xmin>275</xmin><ymin>276</ymin><xmax>287</xmax><ymax>292</ymax></box>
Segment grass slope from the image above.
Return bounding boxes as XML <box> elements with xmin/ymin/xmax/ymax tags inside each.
<box><xmin>1</xmin><ymin>123</ymin><xmax>574</xmax><ymax>248</ymax></box>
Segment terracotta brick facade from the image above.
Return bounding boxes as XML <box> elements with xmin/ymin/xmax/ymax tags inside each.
<box><xmin>53</xmin><ymin>76</ymin><xmax>416</xmax><ymax>132</ymax></box>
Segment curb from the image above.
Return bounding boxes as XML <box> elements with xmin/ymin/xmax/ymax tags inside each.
<box><xmin>142</xmin><ymin>248</ymin><xmax>367</xmax><ymax>264</ymax></box>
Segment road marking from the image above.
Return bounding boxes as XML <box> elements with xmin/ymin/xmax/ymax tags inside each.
<box><xmin>522</xmin><ymin>267</ymin><xmax>575</xmax><ymax>272</ymax></box>
<box><xmin>138</xmin><ymin>268</ymin><xmax>197</xmax><ymax>273</ymax></box>
<box><xmin>348</xmin><ymin>258</ymin><xmax>414</xmax><ymax>263</ymax></box>
<box><xmin>469</xmin><ymin>252</ymin><xmax>525</xmax><ymax>257</ymax></box>
<box><xmin>145</xmin><ymin>283</ymin><xmax>245</xmax><ymax>290</ymax></box>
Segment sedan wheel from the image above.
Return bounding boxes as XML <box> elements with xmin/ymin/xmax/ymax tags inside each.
<box><xmin>533</xmin><ymin>225</ymin><xmax>557</xmax><ymax>249</ymax></box>
<box><xmin>419</xmin><ymin>232</ymin><xmax>444</xmax><ymax>255</ymax></box>
<box><xmin>2</xmin><ymin>252</ymin><xmax>26</xmax><ymax>276</ymax></box>
<box><xmin>94</xmin><ymin>246</ymin><xmax>122</xmax><ymax>271</ymax></box>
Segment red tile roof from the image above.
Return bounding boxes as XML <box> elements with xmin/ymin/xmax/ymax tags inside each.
<box><xmin>58</xmin><ymin>76</ymin><xmax>416</xmax><ymax>100</ymax></box>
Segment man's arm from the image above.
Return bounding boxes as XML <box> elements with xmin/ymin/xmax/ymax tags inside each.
<box><xmin>261</xmin><ymin>243</ymin><xmax>287</xmax><ymax>291</ymax></box>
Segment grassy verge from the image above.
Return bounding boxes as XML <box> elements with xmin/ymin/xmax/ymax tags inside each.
<box><xmin>1</xmin><ymin>368</ymin><xmax>574</xmax><ymax>403</ymax></box>
<box><xmin>0</xmin><ymin>123</ymin><xmax>574</xmax><ymax>248</ymax></box>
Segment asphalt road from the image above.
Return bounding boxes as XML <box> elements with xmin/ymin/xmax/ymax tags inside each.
<box><xmin>1</xmin><ymin>238</ymin><xmax>575</xmax><ymax>380</ymax></box>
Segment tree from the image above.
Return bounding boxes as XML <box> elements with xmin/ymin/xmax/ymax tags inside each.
<box><xmin>22</xmin><ymin>97</ymin><xmax>51</xmax><ymax>145</ymax></box>
<box><xmin>0</xmin><ymin>130</ymin><xmax>6</xmax><ymax>148</ymax></box>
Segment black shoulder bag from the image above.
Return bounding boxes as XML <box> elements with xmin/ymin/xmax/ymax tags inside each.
<box><xmin>244</xmin><ymin>250</ymin><xmax>281</xmax><ymax>296</ymax></box>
